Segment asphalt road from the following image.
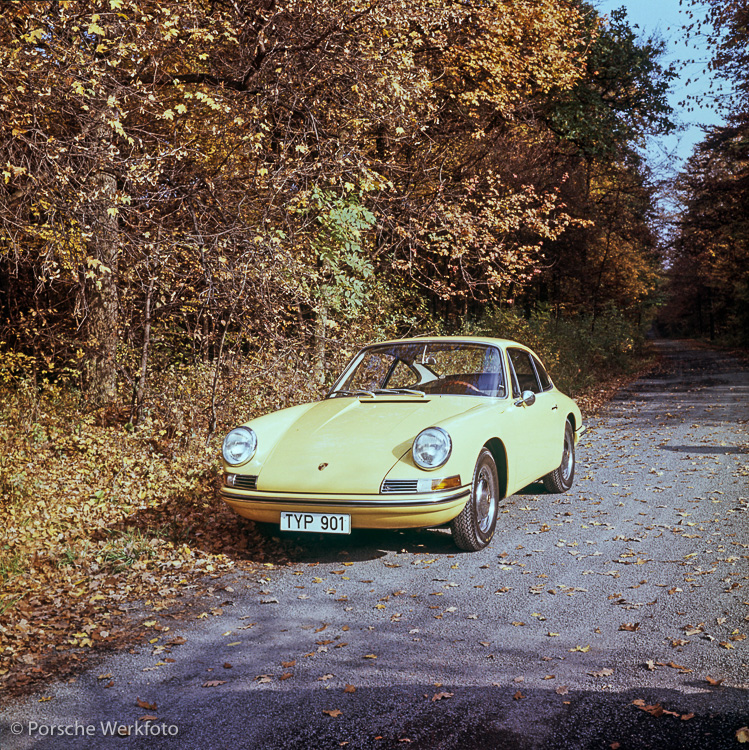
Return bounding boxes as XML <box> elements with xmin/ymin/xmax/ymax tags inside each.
<box><xmin>1</xmin><ymin>340</ymin><xmax>748</xmax><ymax>750</ymax></box>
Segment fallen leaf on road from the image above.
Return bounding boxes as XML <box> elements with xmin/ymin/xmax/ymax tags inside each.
<box><xmin>136</xmin><ymin>698</ymin><xmax>157</xmax><ymax>710</ymax></box>
<box><xmin>344</xmin><ymin>684</ymin><xmax>356</xmax><ymax>693</ymax></box>
<box><xmin>656</xmin><ymin>661</ymin><xmax>692</xmax><ymax>673</ymax></box>
<box><xmin>363</xmin><ymin>654</ymin><xmax>377</xmax><ymax>659</ymax></box>
<box><xmin>705</xmin><ymin>676</ymin><xmax>724</xmax><ymax>686</ymax></box>
<box><xmin>202</xmin><ymin>680</ymin><xmax>227</xmax><ymax>687</ymax></box>
<box><xmin>619</xmin><ymin>623</ymin><xmax>640</xmax><ymax>632</ymax></box>
<box><xmin>632</xmin><ymin>700</ymin><xmax>665</xmax><ymax>717</ymax></box>
<box><xmin>432</xmin><ymin>692</ymin><xmax>454</xmax><ymax>701</ymax></box>
<box><xmin>588</xmin><ymin>668</ymin><xmax>614</xmax><ymax>678</ymax></box>
<box><xmin>569</xmin><ymin>645</ymin><xmax>591</xmax><ymax>653</ymax></box>
<box><xmin>555</xmin><ymin>686</ymin><xmax>569</xmax><ymax>695</ymax></box>
<box><xmin>513</xmin><ymin>691</ymin><xmax>525</xmax><ymax>700</ymax></box>
<box><xmin>323</xmin><ymin>709</ymin><xmax>342</xmax><ymax>718</ymax></box>
<box><xmin>736</xmin><ymin>727</ymin><xmax>749</xmax><ymax>743</ymax></box>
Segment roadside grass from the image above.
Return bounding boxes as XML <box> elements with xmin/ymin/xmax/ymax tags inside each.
<box><xmin>0</xmin><ymin>318</ymin><xmax>654</xmax><ymax>695</ymax></box>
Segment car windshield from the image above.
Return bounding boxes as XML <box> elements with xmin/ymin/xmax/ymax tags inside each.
<box><xmin>331</xmin><ymin>341</ymin><xmax>506</xmax><ymax>398</ymax></box>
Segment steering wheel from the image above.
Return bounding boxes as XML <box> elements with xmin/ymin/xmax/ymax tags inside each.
<box><xmin>451</xmin><ymin>380</ymin><xmax>483</xmax><ymax>394</ymax></box>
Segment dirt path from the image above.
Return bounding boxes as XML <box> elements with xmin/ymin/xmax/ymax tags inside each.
<box><xmin>1</xmin><ymin>340</ymin><xmax>747</xmax><ymax>749</ymax></box>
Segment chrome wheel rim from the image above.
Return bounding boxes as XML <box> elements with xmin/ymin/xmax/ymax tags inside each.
<box><xmin>475</xmin><ymin>465</ymin><xmax>496</xmax><ymax>534</ymax></box>
<box><xmin>561</xmin><ymin>430</ymin><xmax>574</xmax><ymax>482</ymax></box>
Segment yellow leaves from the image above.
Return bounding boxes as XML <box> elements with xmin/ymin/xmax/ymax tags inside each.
<box><xmin>87</xmin><ymin>22</ymin><xmax>105</xmax><ymax>37</ymax></box>
<box><xmin>24</xmin><ymin>28</ymin><xmax>45</xmax><ymax>44</ymax></box>
<box><xmin>107</xmin><ymin>119</ymin><xmax>125</xmax><ymax>137</ymax></box>
<box><xmin>3</xmin><ymin>163</ymin><xmax>27</xmax><ymax>184</ymax></box>
<box><xmin>109</xmin><ymin>0</ymin><xmax>124</xmax><ymax>8</ymax></box>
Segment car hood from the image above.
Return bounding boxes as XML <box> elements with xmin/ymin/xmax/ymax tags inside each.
<box><xmin>256</xmin><ymin>396</ymin><xmax>496</xmax><ymax>493</ymax></box>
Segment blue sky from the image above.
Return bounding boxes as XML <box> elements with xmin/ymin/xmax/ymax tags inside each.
<box><xmin>594</xmin><ymin>0</ymin><xmax>726</xmax><ymax>176</ymax></box>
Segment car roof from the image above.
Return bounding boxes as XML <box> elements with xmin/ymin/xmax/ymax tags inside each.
<box><xmin>362</xmin><ymin>335</ymin><xmax>526</xmax><ymax>349</ymax></box>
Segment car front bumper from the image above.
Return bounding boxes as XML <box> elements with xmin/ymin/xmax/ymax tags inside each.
<box><xmin>220</xmin><ymin>486</ymin><xmax>471</xmax><ymax>529</ymax></box>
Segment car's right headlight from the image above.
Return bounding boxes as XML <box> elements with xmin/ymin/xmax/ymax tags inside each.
<box><xmin>222</xmin><ymin>426</ymin><xmax>257</xmax><ymax>466</ymax></box>
<box><xmin>412</xmin><ymin>427</ymin><xmax>452</xmax><ymax>470</ymax></box>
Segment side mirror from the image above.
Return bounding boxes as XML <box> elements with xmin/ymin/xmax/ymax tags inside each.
<box><xmin>514</xmin><ymin>390</ymin><xmax>536</xmax><ymax>408</ymax></box>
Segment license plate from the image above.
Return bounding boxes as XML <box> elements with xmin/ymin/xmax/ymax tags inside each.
<box><xmin>280</xmin><ymin>512</ymin><xmax>351</xmax><ymax>534</ymax></box>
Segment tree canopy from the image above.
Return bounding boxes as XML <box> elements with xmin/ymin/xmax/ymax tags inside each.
<box><xmin>663</xmin><ymin>0</ymin><xmax>749</xmax><ymax>344</ymax></box>
<box><xmin>0</xmin><ymin>0</ymin><xmax>676</xmax><ymax>407</ymax></box>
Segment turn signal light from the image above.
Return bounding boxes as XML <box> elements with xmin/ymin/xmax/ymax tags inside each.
<box><xmin>430</xmin><ymin>475</ymin><xmax>461</xmax><ymax>491</ymax></box>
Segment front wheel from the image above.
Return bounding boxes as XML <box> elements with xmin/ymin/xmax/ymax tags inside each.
<box><xmin>543</xmin><ymin>421</ymin><xmax>575</xmax><ymax>493</ymax></box>
<box><xmin>451</xmin><ymin>448</ymin><xmax>499</xmax><ymax>551</ymax></box>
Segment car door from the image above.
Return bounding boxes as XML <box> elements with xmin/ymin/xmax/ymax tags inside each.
<box><xmin>506</xmin><ymin>348</ymin><xmax>561</xmax><ymax>486</ymax></box>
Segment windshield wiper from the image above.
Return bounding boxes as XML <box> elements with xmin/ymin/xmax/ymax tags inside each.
<box><xmin>328</xmin><ymin>387</ymin><xmax>425</xmax><ymax>399</ymax></box>
<box><xmin>373</xmin><ymin>388</ymin><xmax>426</xmax><ymax>397</ymax></box>
<box><xmin>327</xmin><ymin>388</ymin><xmax>377</xmax><ymax>399</ymax></box>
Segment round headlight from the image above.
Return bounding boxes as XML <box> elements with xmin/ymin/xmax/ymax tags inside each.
<box><xmin>222</xmin><ymin>427</ymin><xmax>257</xmax><ymax>466</ymax></box>
<box><xmin>412</xmin><ymin>427</ymin><xmax>452</xmax><ymax>470</ymax></box>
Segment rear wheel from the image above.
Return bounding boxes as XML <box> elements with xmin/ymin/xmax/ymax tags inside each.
<box><xmin>451</xmin><ymin>448</ymin><xmax>499</xmax><ymax>551</ymax></box>
<box><xmin>543</xmin><ymin>421</ymin><xmax>575</xmax><ymax>493</ymax></box>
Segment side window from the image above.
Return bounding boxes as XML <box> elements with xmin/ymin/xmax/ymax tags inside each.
<box><xmin>532</xmin><ymin>356</ymin><xmax>552</xmax><ymax>391</ymax></box>
<box><xmin>508</xmin><ymin>349</ymin><xmax>541</xmax><ymax>394</ymax></box>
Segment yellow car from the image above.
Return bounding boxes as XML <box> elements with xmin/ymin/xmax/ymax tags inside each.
<box><xmin>220</xmin><ymin>336</ymin><xmax>585</xmax><ymax>551</ymax></box>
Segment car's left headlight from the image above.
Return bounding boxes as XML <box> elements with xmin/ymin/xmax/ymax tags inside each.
<box><xmin>222</xmin><ymin>426</ymin><xmax>257</xmax><ymax>466</ymax></box>
<box><xmin>412</xmin><ymin>427</ymin><xmax>452</xmax><ymax>470</ymax></box>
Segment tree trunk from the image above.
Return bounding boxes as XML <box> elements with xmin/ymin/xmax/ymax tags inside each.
<box><xmin>85</xmin><ymin>169</ymin><xmax>120</xmax><ymax>403</ymax></box>
<box><xmin>132</xmin><ymin>273</ymin><xmax>155</xmax><ymax>425</ymax></box>
<box><xmin>313</xmin><ymin>294</ymin><xmax>327</xmax><ymax>386</ymax></box>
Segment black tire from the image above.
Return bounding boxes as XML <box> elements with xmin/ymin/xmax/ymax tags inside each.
<box><xmin>543</xmin><ymin>421</ymin><xmax>575</xmax><ymax>493</ymax></box>
<box><xmin>450</xmin><ymin>448</ymin><xmax>499</xmax><ymax>551</ymax></box>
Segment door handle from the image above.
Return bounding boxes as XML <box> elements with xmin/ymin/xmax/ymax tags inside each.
<box><xmin>551</xmin><ymin>405</ymin><xmax>558</xmax><ymax>411</ymax></box>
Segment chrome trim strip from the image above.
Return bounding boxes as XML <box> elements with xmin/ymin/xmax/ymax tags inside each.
<box><xmin>220</xmin><ymin>488</ymin><xmax>470</xmax><ymax>508</ymax></box>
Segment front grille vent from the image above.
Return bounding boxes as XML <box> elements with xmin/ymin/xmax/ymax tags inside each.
<box><xmin>231</xmin><ymin>474</ymin><xmax>258</xmax><ymax>490</ymax></box>
<box><xmin>381</xmin><ymin>479</ymin><xmax>419</xmax><ymax>493</ymax></box>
